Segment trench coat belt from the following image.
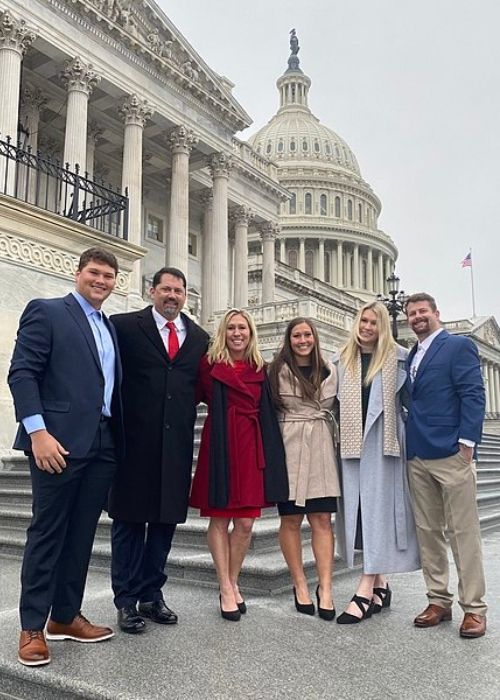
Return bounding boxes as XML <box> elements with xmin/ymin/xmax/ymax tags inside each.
<box><xmin>280</xmin><ymin>410</ymin><xmax>338</xmax><ymax>508</ymax></box>
<box><xmin>228</xmin><ymin>405</ymin><xmax>265</xmax><ymax>505</ymax></box>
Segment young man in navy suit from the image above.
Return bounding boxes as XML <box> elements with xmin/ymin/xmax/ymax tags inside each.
<box><xmin>8</xmin><ymin>247</ymin><xmax>124</xmax><ymax>666</ymax></box>
<box><xmin>405</xmin><ymin>292</ymin><xmax>487</xmax><ymax>638</ymax></box>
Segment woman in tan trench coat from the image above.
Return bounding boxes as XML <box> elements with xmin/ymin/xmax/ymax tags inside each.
<box><xmin>269</xmin><ymin>318</ymin><xmax>340</xmax><ymax>620</ymax></box>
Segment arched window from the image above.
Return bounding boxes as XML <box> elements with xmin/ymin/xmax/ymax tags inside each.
<box><xmin>302</xmin><ymin>139</ymin><xmax>308</xmax><ymax>152</ymax></box>
<box><xmin>289</xmin><ymin>192</ymin><xmax>296</xmax><ymax>214</ymax></box>
<box><xmin>325</xmin><ymin>142</ymin><xmax>331</xmax><ymax>155</ymax></box>
<box><xmin>305</xmin><ymin>192</ymin><xmax>312</xmax><ymax>214</ymax></box>
<box><xmin>314</xmin><ymin>140</ymin><xmax>320</xmax><ymax>153</ymax></box>
<box><xmin>320</xmin><ymin>193</ymin><xmax>327</xmax><ymax>216</ymax></box>
<box><xmin>290</xmin><ymin>139</ymin><xmax>296</xmax><ymax>152</ymax></box>
<box><xmin>288</xmin><ymin>249</ymin><xmax>298</xmax><ymax>269</ymax></box>
<box><xmin>358</xmin><ymin>203</ymin><xmax>363</xmax><ymax>222</ymax></box>
<box><xmin>305</xmin><ymin>249</ymin><xmax>314</xmax><ymax>277</ymax></box>
<box><xmin>266</xmin><ymin>142</ymin><xmax>272</xmax><ymax>154</ymax></box>
<box><xmin>277</xmin><ymin>140</ymin><xmax>284</xmax><ymax>153</ymax></box>
<box><xmin>324</xmin><ymin>251</ymin><xmax>331</xmax><ymax>283</ymax></box>
<box><xmin>347</xmin><ymin>199</ymin><xmax>353</xmax><ymax>220</ymax></box>
<box><xmin>335</xmin><ymin>196</ymin><xmax>341</xmax><ymax>218</ymax></box>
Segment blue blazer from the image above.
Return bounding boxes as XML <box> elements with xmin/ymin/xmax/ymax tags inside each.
<box><xmin>406</xmin><ymin>330</ymin><xmax>485</xmax><ymax>460</ymax></box>
<box><xmin>8</xmin><ymin>293</ymin><xmax>124</xmax><ymax>459</ymax></box>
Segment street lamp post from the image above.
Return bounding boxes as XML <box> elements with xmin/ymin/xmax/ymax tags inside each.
<box><xmin>377</xmin><ymin>272</ymin><xmax>407</xmax><ymax>340</ymax></box>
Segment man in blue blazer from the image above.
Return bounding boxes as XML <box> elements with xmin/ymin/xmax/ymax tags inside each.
<box><xmin>405</xmin><ymin>292</ymin><xmax>487</xmax><ymax>638</ymax></box>
<box><xmin>8</xmin><ymin>247</ymin><xmax>124</xmax><ymax>666</ymax></box>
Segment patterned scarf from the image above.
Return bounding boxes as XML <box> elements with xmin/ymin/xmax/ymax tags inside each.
<box><xmin>339</xmin><ymin>349</ymin><xmax>400</xmax><ymax>459</ymax></box>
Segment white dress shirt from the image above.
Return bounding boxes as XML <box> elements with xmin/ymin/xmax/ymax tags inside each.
<box><xmin>151</xmin><ymin>307</ymin><xmax>186</xmax><ymax>350</ymax></box>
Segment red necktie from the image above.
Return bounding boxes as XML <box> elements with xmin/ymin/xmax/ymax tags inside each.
<box><xmin>166</xmin><ymin>321</ymin><xmax>179</xmax><ymax>359</ymax></box>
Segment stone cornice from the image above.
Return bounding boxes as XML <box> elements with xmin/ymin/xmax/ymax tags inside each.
<box><xmin>231</xmin><ymin>158</ymin><xmax>290</xmax><ymax>201</ymax></box>
<box><xmin>47</xmin><ymin>0</ymin><xmax>250</xmax><ymax>132</ymax></box>
<box><xmin>278</xmin><ymin>222</ymin><xmax>397</xmax><ymax>256</ymax></box>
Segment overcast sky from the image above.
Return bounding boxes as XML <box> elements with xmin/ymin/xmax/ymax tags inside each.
<box><xmin>161</xmin><ymin>0</ymin><xmax>500</xmax><ymax>324</ymax></box>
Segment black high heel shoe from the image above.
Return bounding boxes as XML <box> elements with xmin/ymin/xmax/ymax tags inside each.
<box><xmin>372</xmin><ymin>583</ymin><xmax>392</xmax><ymax>614</ymax></box>
<box><xmin>219</xmin><ymin>595</ymin><xmax>241</xmax><ymax>622</ymax></box>
<box><xmin>315</xmin><ymin>585</ymin><xmax>336</xmax><ymax>621</ymax></box>
<box><xmin>293</xmin><ymin>587</ymin><xmax>315</xmax><ymax>616</ymax></box>
<box><xmin>237</xmin><ymin>600</ymin><xmax>247</xmax><ymax>614</ymax></box>
<box><xmin>336</xmin><ymin>594</ymin><xmax>374</xmax><ymax>624</ymax></box>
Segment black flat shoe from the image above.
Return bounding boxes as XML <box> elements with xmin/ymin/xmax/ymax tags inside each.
<box><xmin>336</xmin><ymin>594</ymin><xmax>374</xmax><ymax>624</ymax></box>
<box><xmin>117</xmin><ymin>605</ymin><xmax>146</xmax><ymax>634</ymax></box>
<box><xmin>219</xmin><ymin>595</ymin><xmax>241</xmax><ymax>622</ymax></box>
<box><xmin>237</xmin><ymin>601</ymin><xmax>247</xmax><ymax>614</ymax></box>
<box><xmin>293</xmin><ymin>587</ymin><xmax>315</xmax><ymax>616</ymax></box>
<box><xmin>315</xmin><ymin>585</ymin><xmax>336</xmax><ymax>621</ymax></box>
<box><xmin>138</xmin><ymin>600</ymin><xmax>178</xmax><ymax>625</ymax></box>
<box><xmin>372</xmin><ymin>583</ymin><xmax>392</xmax><ymax>614</ymax></box>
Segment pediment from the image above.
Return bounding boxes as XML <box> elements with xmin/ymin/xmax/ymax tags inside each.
<box><xmin>471</xmin><ymin>316</ymin><xmax>500</xmax><ymax>349</ymax></box>
<box><xmin>69</xmin><ymin>0</ymin><xmax>252</xmax><ymax>131</ymax></box>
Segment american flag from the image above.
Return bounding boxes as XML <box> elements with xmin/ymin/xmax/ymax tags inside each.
<box><xmin>461</xmin><ymin>252</ymin><xmax>472</xmax><ymax>268</ymax></box>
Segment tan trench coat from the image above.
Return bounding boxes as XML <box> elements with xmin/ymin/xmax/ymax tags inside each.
<box><xmin>277</xmin><ymin>361</ymin><xmax>341</xmax><ymax>506</ymax></box>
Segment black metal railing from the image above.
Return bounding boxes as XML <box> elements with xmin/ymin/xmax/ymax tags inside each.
<box><xmin>0</xmin><ymin>135</ymin><xmax>129</xmax><ymax>240</ymax></box>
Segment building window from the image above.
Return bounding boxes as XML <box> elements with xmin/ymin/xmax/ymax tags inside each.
<box><xmin>305</xmin><ymin>249</ymin><xmax>314</xmax><ymax>277</ymax></box>
<box><xmin>361</xmin><ymin>259</ymin><xmax>367</xmax><ymax>289</ymax></box>
<box><xmin>358</xmin><ymin>203</ymin><xmax>363</xmax><ymax>223</ymax></box>
<box><xmin>314</xmin><ymin>140</ymin><xmax>320</xmax><ymax>153</ymax></box>
<box><xmin>335</xmin><ymin>145</ymin><xmax>341</xmax><ymax>159</ymax></box>
<box><xmin>324</xmin><ymin>251</ymin><xmax>331</xmax><ymax>283</ymax></box>
<box><xmin>266</xmin><ymin>142</ymin><xmax>272</xmax><ymax>154</ymax></box>
<box><xmin>288</xmin><ymin>249</ymin><xmax>298</xmax><ymax>268</ymax></box>
<box><xmin>188</xmin><ymin>232</ymin><xmax>198</xmax><ymax>257</ymax></box>
<box><xmin>290</xmin><ymin>139</ymin><xmax>296</xmax><ymax>152</ymax></box>
<box><xmin>289</xmin><ymin>192</ymin><xmax>296</xmax><ymax>214</ymax></box>
<box><xmin>320</xmin><ymin>193</ymin><xmax>327</xmax><ymax>216</ymax></box>
<box><xmin>325</xmin><ymin>142</ymin><xmax>331</xmax><ymax>155</ymax></box>
<box><xmin>304</xmin><ymin>192</ymin><xmax>312</xmax><ymax>214</ymax></box>
<box><xmin>146</xmin><ymin>214</ymin><xmax>164</xmax><ymax>242</ymax></box>
<box><xmin>302</xmin><ymin>139</ymin><xmax>308</xmax><ymax>151</ymax></box>
<box><xmin>277</xmin><ymin>139</ymin><xmax>284</xmax><ymax>153</ymax></box>
<box><xmin>347</xmin><ymin>199</ymin><xmax>353</xmax><ymax>220</ymax></box>
<box><xmin>335</xmin><ymin>196</ymin><xmax>341</xmax><ymax>218</ymax></box>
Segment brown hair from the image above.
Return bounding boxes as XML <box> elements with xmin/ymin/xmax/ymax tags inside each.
<box><xmin>404</xmin><ymin>292</ymin><xmax>437</xmax><ymax>313</ymax></box>
<box><xmin>78</xmin><ymin>247</ymin><xmax>118</xmax><ymax>275</ymax></box>
<box><xmin>268</xmin><ymin>317</ymin><xmax>327</xmax><ymax>411</ymax></box>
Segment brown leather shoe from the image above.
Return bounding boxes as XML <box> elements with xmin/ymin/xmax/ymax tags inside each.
<box><xmin>46</xmin><ymin>613</ymin><xmax>114</xmax><ymax>643</ymax></box>
<box><xmin>459</xmin><ymin>613</ymin><xmax>486</xmax><ymax>638</ymax></box>
<box><xmin>18</xmin><ymin>630</ymin><xmax>50</xmax><ymax>666</ymax></box>
<box><xmin>414</xmin><ymin>604</ymin><xmax>452</xmax><ymax>627</ymax></box>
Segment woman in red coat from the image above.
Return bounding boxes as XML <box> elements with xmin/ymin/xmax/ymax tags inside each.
<box><xmin>190</xmin><ymin>309</ymin><xmax>288</xmax><ymax>621</ymax></box>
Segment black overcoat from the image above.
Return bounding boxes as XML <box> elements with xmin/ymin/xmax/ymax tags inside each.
<box><xmin>108</xmin><ymin>307</ymin><xmax>209</xmax><ymax>523</ymax></box>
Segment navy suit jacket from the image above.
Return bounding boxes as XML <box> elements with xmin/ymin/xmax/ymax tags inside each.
<box><xmin>8</xmin><ymin>293</ymin><xmax>124</xmax><ymax>459</ymax></box>
<box><xmin>405</xmin><ymin>330</ymin><xmax>485</xmax><ymax>460</ymax></box>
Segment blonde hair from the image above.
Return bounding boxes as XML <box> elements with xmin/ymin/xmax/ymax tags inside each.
<box><xmin>340</xmin><ymin>301</ymin><xmax>396</xmax><ymax>384</ymax></box>
<box><xmin>208</xmin><ymin>309</ymin><xmax>264</xmax><ymax>370</ymax></box>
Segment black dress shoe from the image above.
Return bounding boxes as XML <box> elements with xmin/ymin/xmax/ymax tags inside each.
<box><xmin>237</xmin><ymin>601</ymin><xmax>247</xmax><ymax>614</ymax></box>
<box><xmin>293</xmin><ymin>587</ymin><xmax>315</xmax><ymax>616</ymax></box>
<box><xmin>138</xmin><ymin>600</ymin><xmax>178</xmax><ymax>625</ymax></box>
<box><xmin>219</xmin><ymin>595</ymin><xmax>241</xmax><ymax>622</ymax></box>
<box><xmin>316</xmin><ymin>585</ymin><xmax>336</xmax><ymax>621</ymax></box>
<box><xmin>117</xmin><ymin>606</ymin><xmax>146</xmax><ymax>634</ymax></box>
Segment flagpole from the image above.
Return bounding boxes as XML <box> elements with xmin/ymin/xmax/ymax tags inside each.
<box><xmin>469</xmin><ymin>247</ymin><xmax>477</xmax><ymax>318</ymax></box>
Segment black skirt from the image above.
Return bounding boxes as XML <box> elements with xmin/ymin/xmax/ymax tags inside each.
<box><xmin>278</xmin><ymin>497</ymin><xmax>337</xmax><ymax>516</ymax></box>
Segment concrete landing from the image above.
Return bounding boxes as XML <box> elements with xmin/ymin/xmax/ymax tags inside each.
<box><xmin>0</xmin><ymin>532</ymin><xmax>499</xmax><ymax>700</ymax></box>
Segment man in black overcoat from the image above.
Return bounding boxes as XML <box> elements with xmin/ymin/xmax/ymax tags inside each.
<box><xmin>109</xmin><ymin>266</ymin><xmax>209</xmax><ymax>633</ymax></box>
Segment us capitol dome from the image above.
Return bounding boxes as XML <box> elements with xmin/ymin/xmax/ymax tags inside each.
<box><xmin>248</xmin><ymin>30</ymin><xmax>397</xmax><ymax>300</ymax></box>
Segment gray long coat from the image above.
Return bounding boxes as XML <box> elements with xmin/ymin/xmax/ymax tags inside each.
<box><xmin>335</xmin><ymin>346</ymin><xmax>420</xmax><ymax>573</ymax></box>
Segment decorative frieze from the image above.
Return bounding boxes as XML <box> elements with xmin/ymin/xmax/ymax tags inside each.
<box><xmin>0</xmin><ymin>10</ymin><xmax>37</xmax><ymax>55</ymax></box>
<box><xmin>60</xmin><ymin>56</ymin><xmax>101</xmax><ymax>96</ymax></box>
<box><xmin>0</xmin><ymin>232</ymin><xmax>128</xmax><ymax>293</ymax></box>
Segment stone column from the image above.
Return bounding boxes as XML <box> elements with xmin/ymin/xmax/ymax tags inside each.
<box><xmin>280</xmin><ymin>237</ymin><xmax>286</xmax><ymax>263</ymax></box>
<box><xmin>331</xmin><ymin>246</ymin><xmax>338</xmax><ymax>286</ymax></box>
<box><xmin>200</xmin><ymin>189</ymin><xmax>214</xmax><ymax>325</ymax></box>
<box><xmin>60</xmin><ymin>57</ymin><xmax>100</xmax><ymax>173</ymax></box>
<box><xmin>494</xmin><ymin>364</ymin><xmax>500</xmax><ymax>415</ymax></box>
<box><xmin>353</xmin><ymin>243</ymin><xmax>360</xmax><ymax>289</ymax></box>
<box><xmin>261</xmin><ymin>222</ymin><xmax>279</xmax><ymax>304</ymax></box>
<box><xmin>337</xmin><ymin>241</ymin><xmax>343</xmax><ymax>287</ymax></box>
<box><xmin>120</xmin><ymin>94</ymin><xmax>154</xmax><ymax>305</ymax></box>
<box><xmin>19</xmin><ymin>85</ymin><xmax>47</xmax><ymax>202</ymax></box>
<box><xmin>231</xmin><ymin>205</ymin><xmax>254</xmax><ymax>309</ymax></box>
<box><xmin>488</xmin><ymin>362</ymin><xmax>496</xmax><ymax>414</ymax></box>
<box><xmin>86</xmin><ymin>119</ymin><xmax>103</xmax><ymax>180</ymax></box>
<box><xmin>0</xmin><ymin>10</ymin><xmax>36</xmax><ymax>192</ymax></box>
<box><xmin>299</xmin><ymin>237</ymin><xmax>305</xmax><ymax>271</ymax></box>
<box><xmin>377</xmin><ymin>252</ymin><xmax>385</xmax><ymax>294</ymax></box>
<box><xmin>209</xmin><ymin>152</ymin><xmax>232</xmax><ymax>313</ymax></box>
<box><xmin>166</xmin><ymin>125</ymin><xmax>198</xmax><ymax>271</ymax></box>
<box><xmin>385</xmin><ymin>256</ymin><xmax>392</xmax><ymax>291</ymax></box>
<box><xmin>318</xmin><ymin>238</ymin><xmax>325</xmax><ymax>281</ymax></box>
<box><xmin>481</xmin><ymin>361</ymin><xmax>490</xmax><ymax>413</ymax></box>
<box><xmin>367</xmin><ymin>247</ymin><xmax>374</xmax><ymax>293</ymax></box>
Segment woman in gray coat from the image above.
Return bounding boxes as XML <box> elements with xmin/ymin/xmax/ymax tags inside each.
<box><xmin>335</xmin><ymin>301</ymin><xmax>420</xmax><ymax>624</ymax></box>
<box><xmin>269</xmin><ymin>318</ymin><xmax>341</xmax><ymax>621</ymax></box>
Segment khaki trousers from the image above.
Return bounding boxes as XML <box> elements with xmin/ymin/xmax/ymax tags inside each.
<box><xmin>408</xmin><ymin>453</ymin><xmax>487</xmax><ymax>615</ymax></box>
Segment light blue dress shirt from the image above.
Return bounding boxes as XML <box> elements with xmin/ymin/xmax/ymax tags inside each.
<box><xmin>22</xmin><ymin>291</ymin><xmax>116</xmax><ymax>434</ymax></box>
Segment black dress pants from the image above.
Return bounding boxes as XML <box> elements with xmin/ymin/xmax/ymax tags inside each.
<box><xmin>20</xmin><ymin>421</ymin><xmax>116</xmax><ymax>630</ymax></box>
<box><xmin>111</xmin><ymin>520</ymin><xmax>176</xmax><ymax>609</ymax></box>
